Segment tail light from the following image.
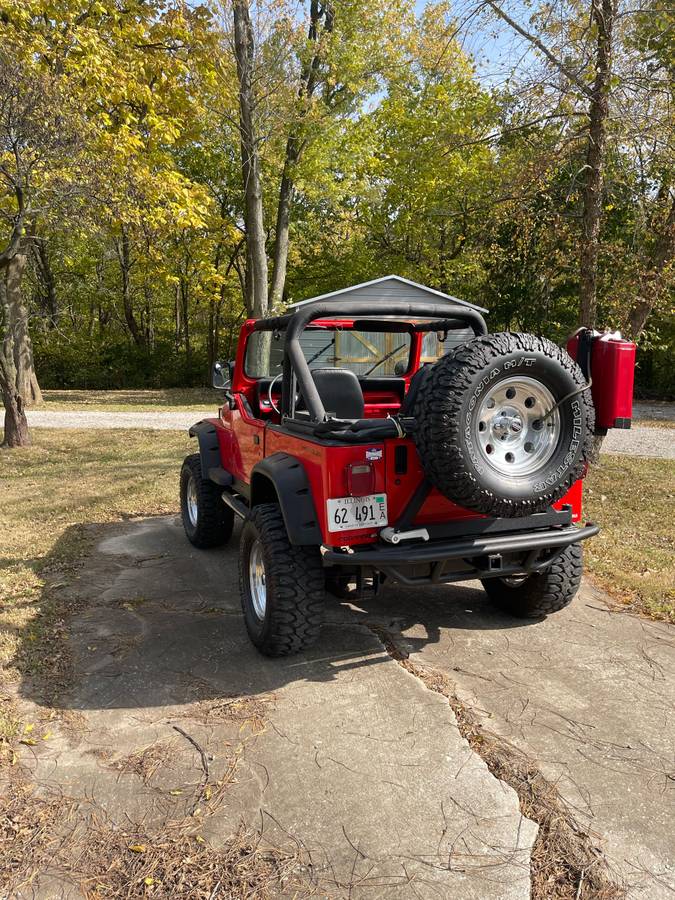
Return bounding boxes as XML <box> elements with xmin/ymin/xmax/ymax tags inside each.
<box><xmin>346</xmin><ymin>463</ymin><xmax>375</xmax><ymax>496</ymax></box>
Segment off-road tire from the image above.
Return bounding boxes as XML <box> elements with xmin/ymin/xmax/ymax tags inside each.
<box><xmin>413</xmin><ymin>332</ymin><xmax>594</xmax><ymax>517</ymax></box>
<box><xmin>481</xmin><ymin>543</ymin><xmax>583</xmax><ymax>618</ymax></box>
<box><xmin>239</xmin><ymin>503</ymin><xmax>325</xmax><ymax>657</ymax></box>
<box><xmin>180</xmin><ymin>454</ymin><xmax>234</xmax><ymax>549</ymax></box>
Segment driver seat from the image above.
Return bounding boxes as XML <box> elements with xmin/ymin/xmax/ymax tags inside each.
<box><xmin>306</xmin><ymin>368</ymin><xmax>365</xmax><ymax>420</ymax></box>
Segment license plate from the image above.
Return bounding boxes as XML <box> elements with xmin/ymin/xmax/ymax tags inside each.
<box><xmin>327</xmin><ymin>494</ymin><xmax>388</xmax><ymax>532</ymax></box>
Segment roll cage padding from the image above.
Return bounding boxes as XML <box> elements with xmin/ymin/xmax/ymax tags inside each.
<box><xmin>250</xmin><ymin>453</ymin><xmax>323</xmax><ymax>545</ymax></box>
<box><xmin>188</xmin><ymin>420</ymin><xmax>222</xmax><ymax>480</ymax></box>
<box><xmin>281</xmin><ymin>300</ymin><xmax>488</xmax><ymax>422</ymax></box>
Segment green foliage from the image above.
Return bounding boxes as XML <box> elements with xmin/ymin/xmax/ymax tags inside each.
<box><xmin>0</xmin><ymin>0</ymin><xmax>671</xmax><ymax>392</ymax></box>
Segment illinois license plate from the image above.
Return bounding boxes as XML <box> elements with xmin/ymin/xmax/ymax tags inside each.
<box><xmin>327</xmin><ymin>494</ymin><xmax>388</xmax><ymax>532</ymax></box>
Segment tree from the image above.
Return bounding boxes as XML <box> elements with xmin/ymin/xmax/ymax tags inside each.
<box><xmin>0</xmin><ymin>56</ymin><xmax>84</xmax><ymax>446</ymax></box>
<box><xmin>232</xmin><ymin>0</ymin><xmax>269</xmax><ymax>317</ymax></box>
<box><xmin>473</xmin><ymin>0</ymin><xmax>672</xmax><ymax>335</ymax></box>
<box><xmin>225</xmin><ymin>0</ymin><xmax>413</xmax><ymax>318</ymax></box>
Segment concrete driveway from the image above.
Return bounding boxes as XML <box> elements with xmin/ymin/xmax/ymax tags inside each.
<box><xmin>10</xmin><ymin>517</ymin><xmax>674</xmax><ymax>898</ymax></box>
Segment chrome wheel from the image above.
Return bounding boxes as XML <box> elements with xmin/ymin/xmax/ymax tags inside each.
<box><xmin>186</xmin><ymin>476</ymin><xmax>199</xmax><ymax>526</ymax></box>
<box><xmin>248</xmin><ymin>539</ymin><xmax>267</xmax><ymax>620</ymax></box>
<box><xmin>475</xmin><ymin>376</ymin><xmax>560</xmax><ymax>477</ymax></box>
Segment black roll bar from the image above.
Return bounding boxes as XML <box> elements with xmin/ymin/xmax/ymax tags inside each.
<box><xmin>282</xmin><ymin>300</ymin><xmax>488</xmax><ymax>422</ymax></box>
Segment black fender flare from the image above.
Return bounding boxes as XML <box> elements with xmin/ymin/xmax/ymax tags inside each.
<box><xmin>188</xmin><ymin>420</ymin><xmax>223</xmax><ymax>481</ymax></box>
<box><xmin>251</xmin><ymin>453</ymin><xmax>322</xmax><ymax>545</ymax></box>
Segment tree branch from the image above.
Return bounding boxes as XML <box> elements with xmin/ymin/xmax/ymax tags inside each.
<box><xmin>482</xmin><ymin>0</ymin><xmax>593</xmax><ymax>98</ymax></box>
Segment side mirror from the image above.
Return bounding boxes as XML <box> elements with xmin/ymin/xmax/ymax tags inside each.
<box><xmin>212</xmin><ymin>360</ymin><xmax>231</xmax><ymax>390</ymax></box>
<box><xmin>394</xmin><ymin>360</ymin><xmax>407</xmax><ymax>376</ymax></box>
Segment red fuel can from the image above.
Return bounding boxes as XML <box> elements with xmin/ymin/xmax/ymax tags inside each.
<box><xmin>567</xmin><ymin>330</ymin><xmax>636</xmax><ymax>432</ymax></box>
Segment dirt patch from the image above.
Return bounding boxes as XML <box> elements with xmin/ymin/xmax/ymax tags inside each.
<box><xmin>1</xmin><ymin>778</ymin><xmax>314</xmax><ymax>899</ymax></box>
<box><xmin>369</xmin><ymin>624</ymin><xmax>626</xmax><ymax>900</ymax></box>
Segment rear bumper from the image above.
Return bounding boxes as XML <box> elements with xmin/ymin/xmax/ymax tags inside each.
<box><xmin>323</xmin><ymin>524</ymin><xmax>598</xmax><ymax>566</ymax></box>
<box><xmin>321</xmin><ymin>523</ymin><xmax>599</xmax><ymax>586</ymax></box>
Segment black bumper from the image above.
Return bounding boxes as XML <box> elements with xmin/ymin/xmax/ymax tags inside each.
<box><xmin>322</xmin><ymin>523</ymin><xmax>599</xmax><ymax>586</ymax></box>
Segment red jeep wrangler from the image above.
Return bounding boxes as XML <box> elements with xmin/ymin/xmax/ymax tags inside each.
<box><xmin>180</xmin><ymin>297</ymin><xmax>633</xmax><ymax>656</ymax></box>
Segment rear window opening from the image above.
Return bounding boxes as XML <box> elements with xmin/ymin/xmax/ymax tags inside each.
<box><xmin>245</xmin><ymin>327</ymin><xmax>413</xmax><ymax>379</ymax></box>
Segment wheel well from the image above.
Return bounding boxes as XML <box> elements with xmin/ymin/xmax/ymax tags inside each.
<box><xmin>250</xmin><ymin>472</ymin><xmax>279</xmax><ymax>507</ymax></box>
<box><xmin>249</xmin><ymin>455</ymin><xmax>322</xmax><ymax>545</ymax></box>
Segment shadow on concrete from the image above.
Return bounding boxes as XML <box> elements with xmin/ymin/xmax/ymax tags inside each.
<box><xmin>16</xmin><ymin>515</ymin><xmax>529</xmax><ymax>716</ymax></box>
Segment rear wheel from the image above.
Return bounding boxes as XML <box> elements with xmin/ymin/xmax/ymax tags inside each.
<box><xmin>239</xmin><ymin>504</ymin><xmax>325</xmax><ymax>656</ymax></box>
<box><xmin>481</xmin><ymin>543</ymin><xmax>583</xmax><ymax>618</ymax></box>
<box><xmin>180</xmin><ymin>454</ymin><xmax>234</xmax><ymax>549</ymax></box>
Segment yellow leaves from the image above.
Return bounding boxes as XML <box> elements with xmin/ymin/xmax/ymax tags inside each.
<box><xmin>20</xmin><ymin>737</ymin><xmax>38</xmax><ymax>746</ymax></box>
<box><xmin>144</xmin><ymin>877</ymin><xmax>155</xmax><ymax>886</ymax></box>
<box><xmin>128</xmin><ymin>844</ymin><xmax>146</xmax><ymax>853</ymax></box>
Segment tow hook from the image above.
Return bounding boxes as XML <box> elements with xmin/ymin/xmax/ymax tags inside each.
<box><xmin>380</xmin><ymin>527</ymin><xmax>430</xmax><ymax>545</ymax></box>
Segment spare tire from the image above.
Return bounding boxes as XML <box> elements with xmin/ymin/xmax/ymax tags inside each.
<box><xmin>413</xmin><ymin>333</ymin><xmax>594</xmax><ymax>517</ymax></box>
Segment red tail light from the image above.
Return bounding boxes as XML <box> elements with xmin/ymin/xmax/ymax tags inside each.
<box><xmin>347</xmin><ymin>463</ymin><xmax>375</xmax><ymax>496</ymax></box>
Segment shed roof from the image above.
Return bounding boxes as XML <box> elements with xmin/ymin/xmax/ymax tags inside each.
<box><xmin>287</xmin><ymin>274</ymin><xmax>488</xmax><ymax>313</ymax></box>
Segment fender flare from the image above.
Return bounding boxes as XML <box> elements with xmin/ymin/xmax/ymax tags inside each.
<box><xmin>251</xmin><ymin>453</ymin><xmax>322</xmax><ymax>545</ymax></box>
<box><xmin>188</xmin><ymin>420</ymin><xmax>223</xmax><ymax>481</ymax></box>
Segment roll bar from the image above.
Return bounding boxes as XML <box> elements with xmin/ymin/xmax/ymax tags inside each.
<box><xmin>281</xmin><ymin>300</ymin><xmax>488</xmax><ymax>422</ymax></box>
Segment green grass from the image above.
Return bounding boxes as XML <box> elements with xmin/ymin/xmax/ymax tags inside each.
<box><xmin>40</xmin><ymin>388</ymin><xmax>218</xmax><ymax>412</ymax></box>
<box><xmin>585</xmin><ymin>456</ymin><xmax>675</xmax><ymax>622</ymax></box>
<box><xmin>0</xmin><ymin>429</ymin><xmax>192</xmax><ymax>752</ymax></box>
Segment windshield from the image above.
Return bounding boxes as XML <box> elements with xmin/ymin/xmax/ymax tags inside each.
<box><xmin>245</xmin><ymin>328</ymin><xmax>412</xmax><ymax>378</ymax></box>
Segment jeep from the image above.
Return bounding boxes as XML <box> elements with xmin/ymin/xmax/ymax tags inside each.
<box><xmin>180</xmin><ymin>288</ymin><xmax>633</xmax><ymax>657</ymax></box>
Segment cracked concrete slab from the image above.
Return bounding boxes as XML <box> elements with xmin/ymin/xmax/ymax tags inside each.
<box><xmin>361</xmin><ymin>577</ymin><xmax>675</xmax><ymax>898</ymax></box>
<box><xmin>13</xmin><ymin>517</ymin><xmax>537</xmax><ymax>898</ymax></box>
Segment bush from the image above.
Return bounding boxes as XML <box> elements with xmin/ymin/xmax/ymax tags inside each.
<box><xmin>34</xmin><ymin>332</ymin><xmax>209</xmax><ymax>389</ymax></box>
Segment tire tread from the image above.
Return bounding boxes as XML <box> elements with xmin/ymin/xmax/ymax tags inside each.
<box><xmin>240</xmin><ymin>503</ymin><xmax>324</xmax><ymax>656</ymax></box>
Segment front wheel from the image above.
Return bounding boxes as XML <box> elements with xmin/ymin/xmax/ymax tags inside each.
<box><xmin>239</xmin><ymin>504</ymin><xmax>325</xmax><ymax>656</ymax></box>
<box><xmin>481</xmin><ymin>543</ymin><xmax>583</xmax><ymax>618</ymax></box>
<box><xmin>180</xmin><ymin>454</ymin><xmax>234</xmax><ymax>549</ymax></box>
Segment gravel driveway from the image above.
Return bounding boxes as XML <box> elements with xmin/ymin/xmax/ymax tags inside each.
<box><xmin>26</xmin><ymin>408</ymin><xmax>675</xmax><ymax>459</ymax></box>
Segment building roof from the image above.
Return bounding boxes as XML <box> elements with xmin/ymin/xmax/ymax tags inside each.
<box><xmin>287</xmin><ymin>274</ymin><xmax>488</xmax><ymax>313</ymax></box>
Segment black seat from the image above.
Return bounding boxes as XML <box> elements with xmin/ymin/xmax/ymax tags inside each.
<box><xmin>309</xmin><ymin>368</ymin><xmax>365</xmax><ymax>419</ymax></box>
<box><xmin>400</xmin><ymin>364</ymin><xmax>433</xmax><ymax>416</ymax></box>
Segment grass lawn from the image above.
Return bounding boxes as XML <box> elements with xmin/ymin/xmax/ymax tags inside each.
<box><xmin>0</xmin><ymin>429</ymin><xmax>192</xmax><ymax>745</ymax></box>
<box><xmin>41</xmin><ymin>388</ymin><xmax>218</xmax><ymax>411</ymax></box>
<box><xmin>585</xmin><ymin>455</ymin><xmax>675</xmax><ymax>622</ymax></box>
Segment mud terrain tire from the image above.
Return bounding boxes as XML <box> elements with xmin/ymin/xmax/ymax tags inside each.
<box><xmin>180</xmin><ymin>454</ymin><xmax>234</xmax><ymax>548</ymax></box>
<box><xmin>481</xmin><ymin>543</ymin><xmax>583</xmax><ymax>617</ymax></box>
<box><xmin>239</xmin><ymin>503</ymin><xmax>325</xmax><ymax>657</ymax></box>
<box><xmin>413</xmin><ymin>333</ymin><xmax>594</xmax><ymax>516</ymax></box>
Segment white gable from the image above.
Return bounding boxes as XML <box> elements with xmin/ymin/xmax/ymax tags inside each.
<box><xmin>287</xmin><ymin>275</ymin><xmax>487</xmax><ymax>313</ymax></box>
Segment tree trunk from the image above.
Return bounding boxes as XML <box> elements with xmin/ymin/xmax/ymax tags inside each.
<box><xmin>269</xmin><ymin>1</ymin><xmax>332</xmax><ymax>309</ymax></box>
<box><xmin>6</xmin><ymin>252</ymin><xmax>42</xmax><ymax>406</ymax></box>
<box><xmin>116</xmin><ymin>227</ymin><xmax>143</xmax><ymax>347</ymax></box>
<box><xmin>0</xmin><ymin>379</ymin><xmax>30</xmax><ymax>447</ymax></box>
<box><xmin>232</xmin><ymin>0</ymin><xmax>268</xmax><ymax>319</ymax></box>
<box><xmin>32</xmin><ymin>237</ymin><xmax>58</xmax><ymax>327</ymax></box>
<box><xmin>579</xmin><ymin>0</ymin><xmax>615</xmax><ymax>328</ymax></box>
<box><xmin>0</xmin><ymin>265</ymin><xmax>30</xmax><ymax>447</ymax></box>
<box><xmin>270</xmin><ymin>148</ymin><xmax>297</xmax><ymax>308</ymax></box>
<box><xmin>180</xmin><ymin>276</ymin><xmax>191</xmax><ymax>375</ymax></box>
